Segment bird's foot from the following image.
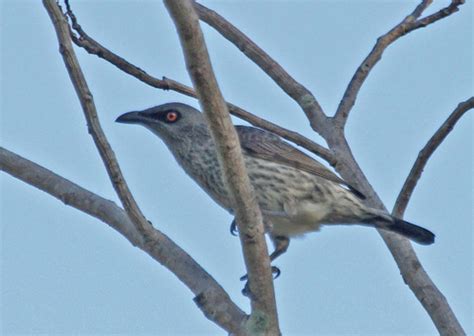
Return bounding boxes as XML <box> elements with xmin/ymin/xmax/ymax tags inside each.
<box><xmin>272</xmin><ymin>266</ymin><xmax>281</xmax><ymax>279</ymax></box>
<box><xmin>240</xmin><ymin>266</ymin><xmax>280</xmax><ymax>298</ymax></box>
<box><xmin>239</xmin><ymin>266</ymin><xmax>281</xmax><ymax>282</ymax></box>
<box><xmin>230</xmin><ymin>219</ymin><xmax>238</xmax><ymax>236</ymax></box>
<box><xmin>240</xmin><ymin>266</ymin><xmax>281</xmax><ymax>299</ymax></box>
<box><xmin>241</xmin><ymin>281</ymin><xmax>254</xmax><ymax>299</ymax></box>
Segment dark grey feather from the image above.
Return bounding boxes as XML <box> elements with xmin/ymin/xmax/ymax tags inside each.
<box><xmin>235</xmin><ymin>126</ymin><xmax>366</xmax><ymax>199</ymax></box>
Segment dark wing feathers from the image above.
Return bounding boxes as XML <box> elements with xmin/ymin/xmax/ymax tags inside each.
<box><xmin>235</xmin><ymin>126</ymin><xmax>366</xmax><ymax>199</ymax></box>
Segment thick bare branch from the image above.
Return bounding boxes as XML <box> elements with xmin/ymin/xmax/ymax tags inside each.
<box><xmin>164</xmin><ymin>1</ymin><xmax>280</xmax><ymax>334</ymax></box>
<box><xmin>0</xmin><ymin>147</ymin><xmax>246</xmax><ymax>333</ymax></box>
<box><xmin>333</xmin><ymin>0</ymin><xmax>465</xmax><ymax>127</ymax></box>
<box><xmin>394</xmin><ymin>97</ymin><xmax>473</xmax><ymax>218</ymax></box>
<box><xmin>194</xmin><ymin>2</ymin><xmax>328</xmax><ymax>132</ymax></box>
<box><xmin>43</xmin><ymin>0</ymin><xmax>155</xmax><ymax>241</ymax></box>
<box><xmin>63</xmin><ymin>4</ymin><xmax>334</xmax><ymax>165</ymax></box>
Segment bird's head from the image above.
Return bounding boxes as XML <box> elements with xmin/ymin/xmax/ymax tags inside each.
<box><xmin>116</xmin><ymin>102</ymin><xmax>209</xmax><ymax>144</ymax></box>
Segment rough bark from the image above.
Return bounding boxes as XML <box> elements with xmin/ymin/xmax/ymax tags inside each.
<box><xmin>164</xmin><ymin>1</ymin><xmax>280</xmax><ymax>334</ymax></box>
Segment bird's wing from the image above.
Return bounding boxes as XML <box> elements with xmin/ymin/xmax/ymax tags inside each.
<box><xmin>235</xmin><ymin>126</ymin><xmax>365</xmax><ymax>199</ymax></box>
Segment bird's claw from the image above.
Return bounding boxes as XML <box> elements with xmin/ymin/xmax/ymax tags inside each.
<box><xmin>230</xmin><ymin>219</ymin><xmax>238</xmax><ymax>236</ymax></box>
<box><xmin>240</xmin><ymin>266</ymin><xmax>281</xmax><ymax>282</ymax></box>
<box><xmin>241</xmin><ymin>281</ymin><xmax>254</xmax><ymax>299</ymax></box>
<box><xmin>272</xmin><ymin>266</ymin><xmax>281</xmax><ymax>279</ymax></box>
<box><xmin>240</xmin><ymin>266</ymin><xmax>280</xmax><ymax>298</ymax></box>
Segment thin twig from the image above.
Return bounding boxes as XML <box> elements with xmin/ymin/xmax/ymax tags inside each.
<box><xmin>333</xmin><ymin>0</ymin><xmax>465</xmax><ymax>127</ymax></box>
<box><xmin>194</xmin><ymin>2</ymin><xmax>328</xmax><ymax>133</ymax></box>
<box><xmin>412</xmin><ymin>0</ymin><xmax>465</xmax><ymax>30</ymax></box>
<box><xmin>394</xmin><ymin>97</ymin><xmax>473</xmax><ymax>218</ymax></box>
<box><xmin>387</xmin><ymin>97</ymin><xmax>472</xmax><ymax>336</ymax></box>
<box><xmin>0</xmin><ymin>147</ymin><xmax>247</xmax><ymax>333</ymax></box>
<box><xmin>63</xmin><ymin>2</ymin><xmax>334</xmax><ymax>165</ymax></box>
<box><xmin>164</xmin><ymin>1</ymin><xmax>280</xmax><ymax>334</ymax></box>
<box><xmin>43</xmin><ymin>0</ymin><xmax>155</xmax><ymax>241</ymax></box>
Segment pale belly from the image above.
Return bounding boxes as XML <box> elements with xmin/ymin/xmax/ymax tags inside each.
<box><xmin>266</xmin><ymin>200</ymin><xmax>332</xmax><ymax>237</ymax></box>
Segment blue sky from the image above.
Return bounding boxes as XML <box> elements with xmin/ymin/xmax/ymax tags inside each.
<box><xmin>1</xmin><ymin>1</ymin><xmax>472</xmax><ymax>335</ymax></box>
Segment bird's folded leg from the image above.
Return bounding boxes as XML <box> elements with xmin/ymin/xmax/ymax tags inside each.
<box><xmin>270</xmin><ymin>235</ymin><xmax>290</xmax><ymax>262</ymax></box>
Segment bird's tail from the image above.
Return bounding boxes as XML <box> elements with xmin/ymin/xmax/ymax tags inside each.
<box><xmin>364</xmin><ymin>211</ymin><xmax>435</xmax><ymax>245</ymax></box>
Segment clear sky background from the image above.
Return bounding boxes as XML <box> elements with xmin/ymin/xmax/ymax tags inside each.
<box><xmin>1</xmin><ymin>1</ymin><xmax>472</xmax><ymax>335</ymax></box>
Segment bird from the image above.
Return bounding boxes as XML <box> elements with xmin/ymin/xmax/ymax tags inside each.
<box><xmin>116</xmin><ymin>102</ymin><xmax>435</xmax><ymax>266</ymax></box>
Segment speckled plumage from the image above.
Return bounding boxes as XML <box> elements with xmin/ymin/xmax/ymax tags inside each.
<box><xmin>116</xmin><ymin>103</ymin><xmax>435</xmax><ymax>253</ymax></box>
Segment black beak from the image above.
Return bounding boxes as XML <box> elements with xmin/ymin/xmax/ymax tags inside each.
<box><xmin>115</xmin><ymin>111</ymin><xmax>148</xmax><ymax>124</ymax></box>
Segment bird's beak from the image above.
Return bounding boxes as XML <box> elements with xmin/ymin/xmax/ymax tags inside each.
<box><xmin>115</xmin><ymin>111</ymin><xmax>149</xmax><ymax>124</ymax></box>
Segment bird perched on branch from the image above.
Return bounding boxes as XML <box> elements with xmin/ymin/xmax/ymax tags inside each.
<box><xmin>116</xmin><ymin>102</ymin><xmax>434</xmax><ymax>266</ymax></box>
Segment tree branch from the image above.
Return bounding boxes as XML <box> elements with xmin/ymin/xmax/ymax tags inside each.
<box><xmin>411</xmin><ymin>0</ymin><xmax>466</xmax><ymax>31</ymax></box>
<box><xmin>194</xmin><ymin>2</ymin><xmax>328</xmax><ymax>132</ymax></box>
<box><xmin>63</xmin><ymin>2</ymin><xmax>334</xmax><ymax>166</ymax></box>
<box><xmin>164</xmin><ymin>1</ymin><xmax>280</xmax><ymax>334</ymax></box>
<box><xmin>171</xmin><ymin>2</ymin><xmax>469</xmax><ymax>334</ymax></box>
<box><xmin>324</xmin><ymin>130</ymin><xmax>467</xmax><ymax>336</ymax></box>
<box><xmin>333</xmin><ymin>0</ymin><xmax>465</xmax><ymax>127</ymax></box>
<box><xmin>382</xmin><ymin>228</ymin><xmax>465</xmax><ymax>336</ymax></box>
<box><xmin>43</xmin><ymin>0</ymin><xmax>155</xmax><ymax>241</ymax></box>
<box><xmin>394</xmin><ymin>97</ymin><xmax>473</xmax><ymax>218</ymax></box>
<box><xmin>40</xmin><ymin>1</ymin><xmax>468</xmax><ymax>334</ymax></box>
<box><xmin>0</xmin><ymin>147</ymin><xmax>247</xmax><ymax>333</ymax></box>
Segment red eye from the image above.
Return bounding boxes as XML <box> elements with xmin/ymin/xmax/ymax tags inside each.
<box><xmin>166</xmin><ymin>111</ymin><xmax>178</xmax><ymax>123</ymax></box>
